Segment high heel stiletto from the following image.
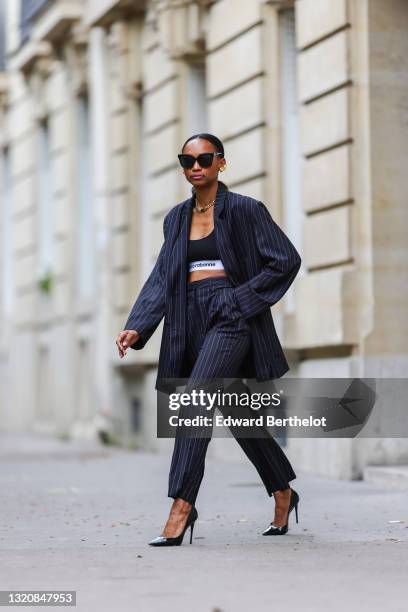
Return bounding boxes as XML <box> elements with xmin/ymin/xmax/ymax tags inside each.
<box><xmin>262</xmin><ymin>488</ymin><xmax>299</xmax><ymax>536</ymax></box>
<box><xmin>148</xmin><ymin>506</ymin><xmax>198</xmax><ymax>546</ymax></box>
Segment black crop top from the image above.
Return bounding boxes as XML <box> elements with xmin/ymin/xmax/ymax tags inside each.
<box><xmin>187</xmin><ymin>229</ymin><xmax>220</xmax><ymax>262</ymax></box>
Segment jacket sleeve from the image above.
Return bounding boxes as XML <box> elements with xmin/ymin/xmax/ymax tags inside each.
<box><xmin>122</xmin><ymin>214</ymin><xmax>169</xmax><ymax>350</ymax></box>
<box><xmin>232</xmin><ymin>201</ymin><xmax>301</xmax><ymax>319</ymax></box>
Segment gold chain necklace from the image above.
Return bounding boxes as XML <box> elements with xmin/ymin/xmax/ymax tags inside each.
<box><xmin>194</xmin><ymin>196</ymin><xmax>215</xmax><ymax>214</ymax></box>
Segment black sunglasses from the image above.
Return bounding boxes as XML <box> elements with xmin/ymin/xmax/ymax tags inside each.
<box><xmin>178</xmin><ymin>152</ymin><xmax>223</xmax><ymax>169</ymax></box>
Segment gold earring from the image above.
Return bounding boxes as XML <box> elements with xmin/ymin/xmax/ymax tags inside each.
<box><xmin>220</xmin><ymin>165</ymin><xmax>226</xmax><ymax>172</ymax></box>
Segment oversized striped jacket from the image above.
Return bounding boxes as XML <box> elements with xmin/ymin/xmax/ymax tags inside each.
<box><xmin>123</xmin><ymin>181</ymin><xmax>301</xmax><ymax>394</ymax></box>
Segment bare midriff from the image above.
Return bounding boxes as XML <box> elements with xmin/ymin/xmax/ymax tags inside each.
<box><xmin>187</xmin><ymin>268</ymin><xmax>228</xmax><ymax>283</ymax></box>
<box><xmin>187</xmin><ymin>213</ymin><xmax>227</xmax><ymax>284</ymax></box>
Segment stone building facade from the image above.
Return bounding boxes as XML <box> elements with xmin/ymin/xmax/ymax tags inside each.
<box><xmin>0</xmin><ymin>0</ymin><xmax>407</xmax><ymax>478</ymax></box>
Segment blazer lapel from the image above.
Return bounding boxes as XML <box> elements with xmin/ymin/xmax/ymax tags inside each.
<box><xmin>214</xmin><ymin>208</ymin><xmax>242</xmax><ymax>286</ymax></box>
<box><xmin>213</xmin><ymin>183</ymin><xmax>243</xmax><ymax>285</ymax></box>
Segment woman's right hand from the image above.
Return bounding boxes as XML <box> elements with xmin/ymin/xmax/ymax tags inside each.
<box><xmin>116</xmin><ymin>330</ymin><xmax>140</xmax><ymax>358</ymax></box>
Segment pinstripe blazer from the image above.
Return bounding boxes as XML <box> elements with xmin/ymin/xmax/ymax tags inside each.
<box><xmin>123</xmin><ymin>181</ymin><xmax>301</xmax><ymax>394</ymax></box>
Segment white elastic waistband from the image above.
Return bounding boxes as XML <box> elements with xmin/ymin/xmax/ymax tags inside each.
<box><xmin>188</xmin><ymin>259</ymin><xmax>225</xmax><ymax>272</ymax></box>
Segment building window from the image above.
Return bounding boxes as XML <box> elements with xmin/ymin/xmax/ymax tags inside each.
<box><xmin>37</xmin><ymin>344</ymin><xmax>52</xmax><ymax>422</ymax></box>
<box><xmin>0</xmin><ymin>0</ymin><xmax>6</xmax><ymax>71</ymax></box>
<box><xmin>38</xmin><ymin>118</ymin><xmax>53</xmax><ymax>283</ymax></box>
<box><xmin>183</xmin><ymin>60</ymin><xmax>207</xmax><ymax>198</ymax></box>
<box><xmin>76</xmin><ymin>92</ymin><xmax>94</xmax><ymax>298</ymax></box>
<box><xmin>1</xmin><ymin>146</ymin><xmax>12</xmax><ymax>317</ymax></box>
<box><xmin>185</xmin><ymin>60</ymin><xmax>207</xmax><ymax>134</ymax></box>
<box><xmin>279</xmin><ymin>8</ymin><xmax>303</xmax><ymax>312</ymax></box>
<box><xmin>77</xmin><ymin>338</ymin><xmax>92</xmax><ymax>421</ymax></box>
<box><xmin>20</xmin><ymin>0</ymin><xmax>49</xmax><ymax>46</ymax></box>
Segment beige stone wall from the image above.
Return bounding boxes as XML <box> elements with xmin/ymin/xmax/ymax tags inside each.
<box><xmin>363</xmin><ymin>0</ymin><xmax>408</xmax><ymax>365</ymax></box>
<box><xmin>1</xmin><ymin>0</ymin><xmax>407</xmax><ymax>475</ymax></box>
<box><xmin>0</xmin><ymin>3</ymin><xmax>96</xmax><ymax>434</ymax></box>
<box><xmin>292</xmin><ymin>0</ymin><xmax>356</xmax><ymax>351</ymax></box>
<box><xmin>206</xmin><ymin>0</ymin><xmax>265</xmax><ymax>197</ymax></box>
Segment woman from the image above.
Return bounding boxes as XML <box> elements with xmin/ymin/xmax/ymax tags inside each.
<box><xmin>116</xmin><ymin>133</ymin><xmax>301</xmax><ymax>546</ymax></box>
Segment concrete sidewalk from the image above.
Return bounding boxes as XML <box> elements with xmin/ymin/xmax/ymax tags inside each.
<box><xmin>0</xmin><ymin>432</ymin><xmax>407</xmax><ymax>612</ymax></box>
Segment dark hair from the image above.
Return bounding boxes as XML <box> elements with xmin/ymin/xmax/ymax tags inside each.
<box><xmin>181</xmin><ymin>132</ymin><xmax>225</xmax><ymax>157</ymax></box>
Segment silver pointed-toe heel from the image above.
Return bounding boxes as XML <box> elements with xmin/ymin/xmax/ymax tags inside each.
<box><xmin>262</xmin><ymin>488</ymin><xmax>299</xmax><ymax>536</ymax></box>
<box><xmin>149</xmin><ymin>506</ymin><xmax>198</xmax><ymax>546</ymax></box>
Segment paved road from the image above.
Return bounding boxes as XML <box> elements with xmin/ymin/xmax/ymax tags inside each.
<box><xmin>0</xmin><ymin>433</ymin><xmax>407</xmax><ymax>612</ymax></box>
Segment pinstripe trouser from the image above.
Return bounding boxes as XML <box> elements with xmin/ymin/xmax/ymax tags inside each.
<box><xmin>168</xmin><ymin>275</ymin><xmax>297</xmax><ymax>506</ymax></box>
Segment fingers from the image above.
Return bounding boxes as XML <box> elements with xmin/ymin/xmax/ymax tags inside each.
<box><xmin>116</xmin><ymin>331</ymin><xmax>128</xmax><ymax>358</ymax></box>
<box><xmin>116</xmin><ymin>330</ymin><xmax>139</xmax><ymax>358</ymax></box>
<box><xmin>122</xmin><ymin>330</ymin><xmax>138</xmax><ymax>350</ymax></box>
